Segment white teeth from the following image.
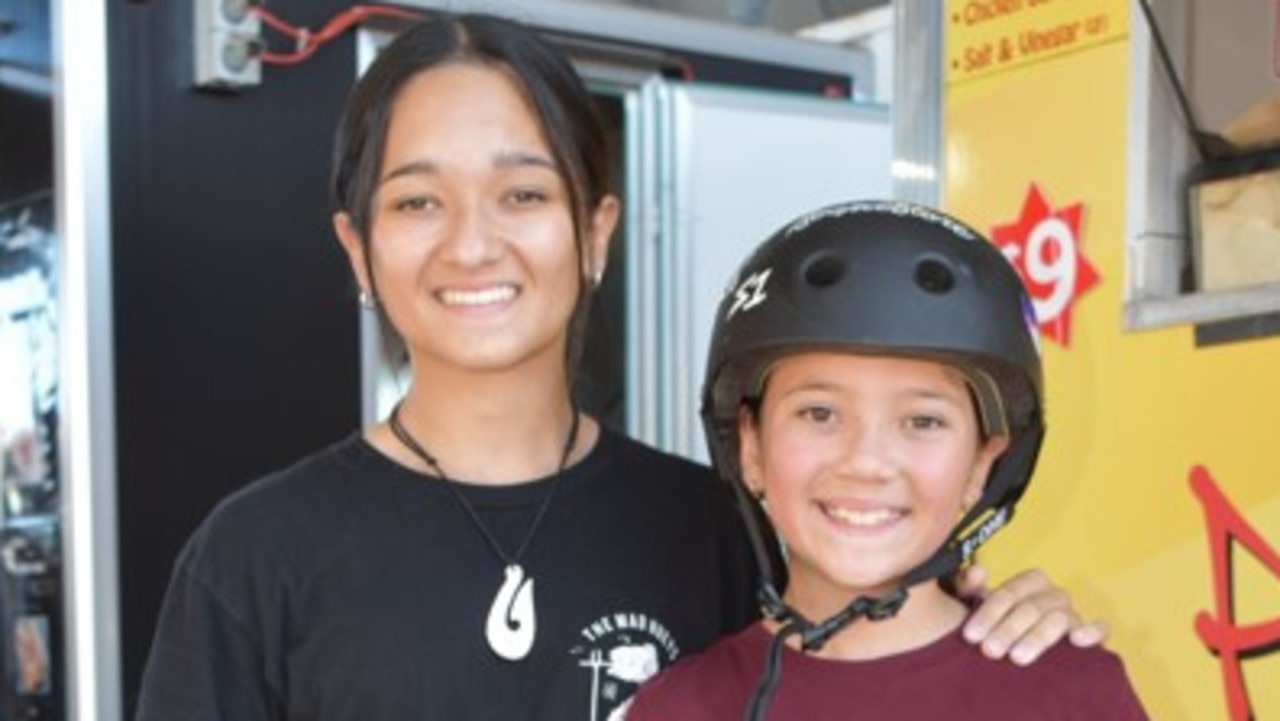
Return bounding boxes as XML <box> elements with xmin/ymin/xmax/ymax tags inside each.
<box><xmin>827</xmin><ymin>507</ymin><xmax>900</xmax><ymax>526</ymax></box>
<box><xmin>439</xmin><ymin>285</ymin><xmax>517</xmax><ymax>306</ymax></box>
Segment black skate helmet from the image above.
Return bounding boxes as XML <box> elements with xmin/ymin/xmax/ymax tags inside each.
<box><xmin>702</xmin><ymin>200</ymin><xmax>1045</xmax><ymax>659</ymax></box>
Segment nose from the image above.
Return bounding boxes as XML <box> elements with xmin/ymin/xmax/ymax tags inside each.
<box><xmin>834</xmin><ymin>421</ymin><xmax>897</xmax><ymax>483</ymax></box>
<box><xmin>439</xmin><ymin>197</ymin><xmax>501</xmax><ymax>267</ymax></box>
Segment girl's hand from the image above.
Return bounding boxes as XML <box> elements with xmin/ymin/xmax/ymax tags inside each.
<box><xmin>958</xmin><ymin>565</ymin><xmax>1110</xmax><ymax>665</ymax></box>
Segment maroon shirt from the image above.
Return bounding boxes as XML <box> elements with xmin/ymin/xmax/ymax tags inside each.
<box><xmin>627</xmin><ymin>621</ymin><xmax>1149</xmax><ymax>720</ymax></box>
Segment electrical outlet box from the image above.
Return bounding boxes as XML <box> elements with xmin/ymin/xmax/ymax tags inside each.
<box><xmin>194</xmin><ymin>0</ymin><xmax>262</xmax><ymax>89</ymax></box>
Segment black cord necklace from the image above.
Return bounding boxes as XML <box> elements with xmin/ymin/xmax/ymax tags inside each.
<box><xmin>388</xmin><ymin>400</ymin><xmax>581</xmax><ymax>662</ymax></box>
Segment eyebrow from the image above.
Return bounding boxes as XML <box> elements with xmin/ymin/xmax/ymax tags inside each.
<box><xmin>379</xmin><ymin>150</ymin><xmax>558</xmax><ymax>185</ymax></box>
<box><xmin>495</xmin><ymin>150</ymin><xmax>557</xmax><ymax>171</ymax></box>
<box><xmin>380</xmin><ymin>159</ymin><xmax>439</xmax><ymax>184</ymax></box>
<box><xmin>781</xmin><ymin>380</ymin><xmax>967</xmax><ymax>405</ymax></box>
<box><xmin>909</xmin><ymin>387</ymin><xmax>969</xmax><ymax>405</ymax></box>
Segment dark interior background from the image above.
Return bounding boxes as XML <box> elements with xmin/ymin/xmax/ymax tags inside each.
<box><xmin>108</xmin><ymin>2</ymin><xmax>362</xmax><ymax>714</ymax></box>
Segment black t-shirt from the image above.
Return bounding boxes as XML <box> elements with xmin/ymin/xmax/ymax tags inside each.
<box><xmin>135</xmin><ymin>425</ymin><xmax>759</xmax><ymax>720</ymax></box>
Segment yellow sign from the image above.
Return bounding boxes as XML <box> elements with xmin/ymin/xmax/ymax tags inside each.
<box><xmin>945</xmin><ymin>1</ymin><xmax>1280</xmax><ymax>718</ymax></box>
<box><xmin>947</xmin><ymin>0</ymin><xmax>1128</xmax><ymax>85</ymax></box>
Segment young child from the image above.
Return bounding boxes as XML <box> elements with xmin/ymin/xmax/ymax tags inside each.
<box><xmin>626</xmin><ymin>200</ymin><xmax>1148</xmax><ymax>720</ymax></box>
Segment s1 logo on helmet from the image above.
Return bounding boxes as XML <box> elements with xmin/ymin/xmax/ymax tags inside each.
<box><xmin>726</xmin><ymin>268</ymin><xmax>772</xmax><ymax>320</ymax></box>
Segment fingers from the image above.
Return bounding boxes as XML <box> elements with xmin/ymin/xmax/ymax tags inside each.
<box><xmin>962</xmin><ymin>568</ymin><xmax>1051</xmax><ymax>641</ymax></box>
<box><xmin>964</xmin><ymin>592</ymin><xmax>1074</xmax><ymax>663</ymax></box>
<box><xmin>962</xmin><ymin>568</ymin><xmax>1084</xmax><ymax>665</ymax></box>
<box><xmin>1069</xmin><ymin>619</ymin><xmax>1110</xmax><ymax>647</ymax></box>
<box><xmin>991</xmin><ymin>567</ymin><xmax>1052</xmax><ymax>599</ymax></box>
<box><xmin>1005</xmin><ymin>606</ymin><xmax>1077</xmax><ymax>665</ymax></box>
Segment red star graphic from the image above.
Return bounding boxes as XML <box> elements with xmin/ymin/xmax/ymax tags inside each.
<box><xmin>989</xmin><ymin>184</ymin><xmax>1099</xmax><ymax>347</ymax></box>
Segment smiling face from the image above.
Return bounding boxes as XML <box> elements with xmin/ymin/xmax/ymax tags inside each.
<box><xmin>739</xmin><ymin>352</ymin><xmax>1008</xmax><ymax>617</ymax></box>
<box><xmin>335</xmin><ymin>62</ymin><xmax>617</xmax><ymax>378</ymax></box>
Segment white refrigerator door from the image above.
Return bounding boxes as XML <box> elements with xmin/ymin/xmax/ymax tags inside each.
<box><xmin>637</xmin><ymin>81</ymin><xmax>893</xmax><ymax>461</ymax></box>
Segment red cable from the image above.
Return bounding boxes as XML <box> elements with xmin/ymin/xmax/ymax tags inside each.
<box><xmin>252</xmin><ymin>4</ymin><xmax>424</xmax><ymax>66</ymax></box>
<box><xmin>254</xmin><ymin>6</ymin><xmax>305</xmax><ymax>39</ymax></box>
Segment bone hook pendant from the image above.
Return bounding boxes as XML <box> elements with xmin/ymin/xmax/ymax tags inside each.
<box><xmin>486</xmin><ymin>564</ymin><xmax>536</xmax><ymax>661</ymax></box>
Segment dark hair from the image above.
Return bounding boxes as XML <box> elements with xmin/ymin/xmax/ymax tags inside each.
<box><xmin>330</xmin><ymin>12</ymin><xmax>616</xmax><ymax>372</ymax></box>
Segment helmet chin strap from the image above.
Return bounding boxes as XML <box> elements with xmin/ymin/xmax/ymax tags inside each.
<box><xmin>730</xmin><ymin>423</ymin><xmax>1043</xmax><ymax>721</ymax></box>
<box><xmin>755</xmin><ymin>582</ymin><xmax>908</xmax><ymax>652</ymax></box>
<box><xmin>746</xmin><ymin>593</ymin><xmax>911</xmax><ymax>721</ymax></box>
<box><xmin>730</xmin><ymin>473</ymin><xmax>912</xmax><ymax>648</ymax></box>
<box><xmin>743</xmin><ymin>487</ymin><xmax>1018</xmax><ymax>721</ymax></box>
<box><xmin>901</xmin><ymin>422</ymin><xmax>1045</xmax><ymax>588</ymax></box>
<box><xmin>731</xmin><ymin>478</ymin><xmax>912</xmax><ymax>721</ymax></box>
<box><xmin>744</xmin><ymin>577</ymin><xmax>909</xmax><ymax>721</ymax></box>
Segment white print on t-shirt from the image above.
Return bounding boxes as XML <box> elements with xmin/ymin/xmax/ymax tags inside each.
<box><xmin>572</xmin><ymin>611</ymin><xmax>680</xmax><ymax>721</ymax></box>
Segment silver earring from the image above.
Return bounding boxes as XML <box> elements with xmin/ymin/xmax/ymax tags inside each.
<box><xmin>358</xmin><ymin>289</ymin><xmax>376</xmax><ymax>309</ymax></box>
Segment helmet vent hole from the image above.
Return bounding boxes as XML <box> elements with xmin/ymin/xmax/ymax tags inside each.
<box><xmin>915</xmin><ymin>258</ymin><xmax>955</xmax><ymax>294</ymax></box>
<box><xmin>803</xmin><ymin>254</ymin><xmax>845</xmax><ymax>288</ymax></box>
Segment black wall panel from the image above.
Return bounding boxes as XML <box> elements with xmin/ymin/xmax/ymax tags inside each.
<box><xmin>107</xmin><ymin>2</ymin><xmax>361</xmax><ymax>714</ymax></box>
<box><xmin>0</xmin><ymin>89</ymin><xmax>52</xmax><ymax>202</ymax></box>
